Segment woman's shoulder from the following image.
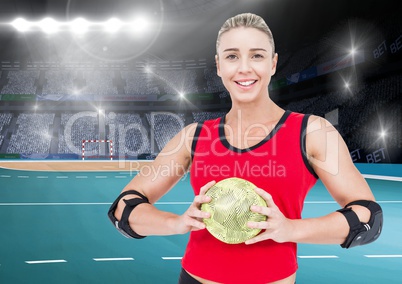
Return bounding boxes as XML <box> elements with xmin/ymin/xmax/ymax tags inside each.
<box><xmin>304</xmin><ymin>114</ymin><xmax>337</xmax><ymax>133</ymax></box>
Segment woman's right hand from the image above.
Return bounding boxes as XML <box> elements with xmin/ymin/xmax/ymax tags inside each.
<box><xmin>173</xmin><ymin>180</ymin><xmax>216</xmax><ymax>234</ymax></box>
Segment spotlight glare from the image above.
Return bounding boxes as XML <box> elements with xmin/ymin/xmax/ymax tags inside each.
<box><xmin>104</xmin><ymin>18</ymin><xmax>122</xmax><ymax>33</ymax></box>
<box><xmin>179</xmin><ymin>92</ymin><xmax>185</xmax><ymax>99</ymax></box>
<box><xmin>344</xmin><ymin>82</ymin><xmax>350</xmax><ymax>89</ymax></box>
<box><xmin>144</xmin><ymin>66</ymin><xmax>152</xmax><ymax>73</ymax></box>
<box><xmin>39</xmin><ymin>17</ymin><xmax>59</xmax><ymax>34</ymax></box>
<box><xmin>131</xmin><ymin>17</ymin><xmax>149</xmax><ymax>33</ymax></box>
<box><xmin>73</xmin><ymin>89</ymin><xmax>80</xmax><ymax>96</ymax></box>
<box><xmin>350</xmin><ymin>48</ymin><xmax>356</xmax><ymax>56</ymax></box>
<box><xmin>380</xmin><ymin>131</ymin><xmax>387</xmax><ymax>138</ymax></box>
<box><xmin>11</xmin><ymin>18</ymin><xmax>30</xmax><ymax>32</ymax></box>
<box><xmin>71</xmin><ymin>18</ymin><xmax>89</xmax><ymax>34</ymax></box>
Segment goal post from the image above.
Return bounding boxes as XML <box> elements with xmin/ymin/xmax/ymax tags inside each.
<box><xmin>82</xmin><ymin>139</ymin><xmax>113</xmax><ymax>160</ymax></box>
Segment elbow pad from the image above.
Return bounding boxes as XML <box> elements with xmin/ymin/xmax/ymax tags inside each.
<box><xmin>108</xmin><ymin>190</ymin><xmax>150</xmax><ymax>239</ymax></box>
<box><xmin>337</xmin><ymin>200</ymin><xmax>383</xmax><ymax>249</ymax></box>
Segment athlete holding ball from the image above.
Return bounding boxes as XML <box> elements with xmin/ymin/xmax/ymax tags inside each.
<box><xmin>108</xmin><ymin>13</ymin><xmax>382</xmax><ymax>284</ymax></box>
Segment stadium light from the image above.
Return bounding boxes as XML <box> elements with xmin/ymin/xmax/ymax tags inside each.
<box><xmin>9</xmin><ymin>16</ymin><xmax>156</xmax><ymax>37</ymax></box>
<box><xmin>11</xmin><ymin>18</ymin><xmax>31</xmax><ymax>32</ymax></box>
<box><xmin>349</xmin><ymin>47</ymin><xmax>357</xmax><ymax>56</ymax></box>
<box><xmin>71</xmin><ymin>18</ymin><xmax>90</xmax><ymax>34</ymax></box>
<box><xmin>104</xmin><ymin>18</ymin><xmax>122</xmax><ymax>33</ymax></box>
<box><xmin>380</xmin><ymin>130</ymin><xmax>387</xmax><ymax>138</ymax></box>
<box><xmin>39</xmin><ymin>17</ymin><xmax>59</xmax><ymax>34</ymax></box>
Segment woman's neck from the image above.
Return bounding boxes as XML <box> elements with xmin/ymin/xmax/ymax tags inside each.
<box><xmin>226</xmin><ymin>97</ymin><xmax>284</xmax><ymax>127</ymax></box>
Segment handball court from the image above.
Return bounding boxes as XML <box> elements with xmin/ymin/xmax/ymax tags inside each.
<box><xmin>0</xmin><ymin>161</ymin><xmax>401</xmax><ymax>284</ymax></box>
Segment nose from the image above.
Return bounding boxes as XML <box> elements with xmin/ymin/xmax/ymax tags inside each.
<box><xmin>238</xmin><ymin>58</ymin><xmax>252</xmax><ymax>73</ymax></box>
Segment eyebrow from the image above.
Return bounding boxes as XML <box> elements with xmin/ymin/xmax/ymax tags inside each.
<box><xmin>222</xmin><ymin>48</ymin><xmax>268</xmax><ymax>53</ymax></box>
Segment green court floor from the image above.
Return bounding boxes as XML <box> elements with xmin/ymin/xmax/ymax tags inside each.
<box><xmin>0</xmin><ymin>163</ymin><xmax>401</xmax><ymax>283</ymax></box>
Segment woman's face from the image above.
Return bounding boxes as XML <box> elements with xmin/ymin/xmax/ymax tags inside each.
<box><xmin>216</xmin><ymin>27</ymin><xmax>277</xmax><ymax>104</ymax></box>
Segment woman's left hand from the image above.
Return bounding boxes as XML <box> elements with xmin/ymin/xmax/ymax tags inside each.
<box><xmin>245</xmin><ymin>187</ymin><xmax>294</xmax><ymax>245</ymax></box>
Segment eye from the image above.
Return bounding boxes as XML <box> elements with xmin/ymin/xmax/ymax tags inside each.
<box><xmin>225</xmin><ymin>54</ymin><xmax>238</xmax><ymax>60</ymax></box>
<box><xmin>252</xmin><ymin>53</ymin><xmax>264</xmax><ymax>59</ymax></box>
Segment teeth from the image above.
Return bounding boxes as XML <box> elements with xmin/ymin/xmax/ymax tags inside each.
<box><xmin>237</xmin><ymin>80</ymin><xmax>255</xmax><ymax>86</ymax></box>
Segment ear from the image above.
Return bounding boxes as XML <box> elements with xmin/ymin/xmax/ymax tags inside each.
<box><xmin>271</xmin><ymin>53</ymin><xmax>278</xmax><ymax>76</ymax></box>
<box><xmin>215</xmin><ymin>54</ymin><xmax>221</xmax><ymax>77</ymax></box>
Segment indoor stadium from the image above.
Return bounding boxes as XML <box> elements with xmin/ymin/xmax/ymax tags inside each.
<box><xmin>0</xmin><ymin>0</ymin><xmax>401</xmax><ymax>283</ymax></box>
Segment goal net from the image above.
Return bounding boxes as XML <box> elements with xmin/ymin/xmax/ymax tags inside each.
<box><xmin>81</xmin><ymin>139</ymin><xmax>113</xmax><ymax>160</ymax></box>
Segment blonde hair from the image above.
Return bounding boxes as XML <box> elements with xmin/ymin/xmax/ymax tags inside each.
<box><xmin>216</xmin><ymin>13</ymin><xmax>275</xmax><ymax>57</ymax></box>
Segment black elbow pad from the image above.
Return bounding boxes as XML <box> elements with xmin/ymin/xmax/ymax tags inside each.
<box><xmin>108</xmin><ymin>190</ymin><xmax>149</xmax><ymax>239</ymax></box>
<box><xmin>337</xmin><ymin>200</ymin><xmax>383</xmax><ymax>249</ymax></box>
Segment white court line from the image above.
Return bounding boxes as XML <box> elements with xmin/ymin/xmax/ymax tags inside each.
<box><xmin>0</xmin><ymin>175</ymin><xmax>11</xmax><ymax>178</ymax></box>
<box><xmin>362</xmin><ymin>174</ymin><xmax>402</xmax><ymax>182</ymax></box>
<box><xmin>56</xmin><ymin>176</ymin><xmax>68</xmax><ymax>179</ymax></box>
<box><xmin>17</xmin><ymin>176</ymin><xmax>29</xmax><ymax>178</ymax></box>
<box><xmin>95</xmin><ymin>176</ymin><xmax>107</xmax><ymax>179</ymax></box>
<box><xmin>156</xmin><ymin>202</ymin><xmax>192</xmax><ymax>205</ymax></box>
<box><xmin>75</xmin><ymin>176</ymin><xmax>88</xmax><ymax>179</ymax></box>
<box><xmin>298</xmin><ymin>255</ymin><xmax>339</xmax><ymax>259</ymax></box>
<box><xmin>0</xmin><ymin>201</ymin><xmax>401</xmax><ymax>206</ymax></box>
<box><xmin>162</xmin><ymin>257</ymin><xmax>182</xmax><ymax>260</ymax></box>
<box><xmin>26</xmin><ymin>260</ymin><xmax>67</xmax><ymax>264</ymax></box>
<box><xmin>36</xmin><ymin>176</ymin><xmax>48</xmax><ymax>179</ymax></box>
<box><xmin>0</xmin><ymin>202</ymin><xmax>111</xmax><ymax>206</ymax></box>
<box><xmin>364</xmin><ymin>255</ymin><xmax>402</xmax><ymax>258</ymax></box>
<box><xmin>114</xmin><ymin>176</ymin><xmax>127</xmax><ymax>178</ymax></box>
<box><xmin>305</xmin><ymin>200</ymin><xmax>402</xmax><ymax>204</ymax></box>
<box><xmin>93</xmin><ymin>258</ymin><xmax>134</xmax><ymax>262</ymax></box>
<box><xmin>304</xmin><ymin>201</ymin><xmax>336</xmax><ymax>204</ymax></box>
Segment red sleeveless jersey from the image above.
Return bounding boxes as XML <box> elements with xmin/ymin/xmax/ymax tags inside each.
<box><xmin>182</xmin><ymin>111</ymin><xmax>318</xmax><ymax>283</ymax></box>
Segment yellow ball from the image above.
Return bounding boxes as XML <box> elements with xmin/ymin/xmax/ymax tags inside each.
<box><xmin>201</xmin><ymin>177</ymin><xmax>267</xmax><ymax>244</ymax></box>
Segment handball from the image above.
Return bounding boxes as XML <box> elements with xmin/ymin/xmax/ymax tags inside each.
<box><xmin>201</xmin><ymin>177</ymin><xmax>267</xmax><ymax>244</ymax></box>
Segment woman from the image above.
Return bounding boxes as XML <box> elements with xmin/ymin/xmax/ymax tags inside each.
<box><xmin>109</xmin><ymin>13</ymin><xmax>382</xmax><ymax>284</ymax></box>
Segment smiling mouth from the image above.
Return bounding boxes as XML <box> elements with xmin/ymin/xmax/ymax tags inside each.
<box><xmin>235</xmin><ymin>80</ymin><xmax>257</xmax><ymax>86</ymax></box>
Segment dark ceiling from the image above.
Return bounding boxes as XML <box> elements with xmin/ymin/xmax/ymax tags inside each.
<box><xmin>0</xmin><ymin>0</ymin><xmax>399</xmax><ymax>62</ymax></box>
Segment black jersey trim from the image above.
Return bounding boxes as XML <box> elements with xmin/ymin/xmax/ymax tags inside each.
<box><xmin>191</xmin><ymin>122</ymin><xmax>204</xmax><ymax>161</ymax></box>
<box><xmin>219</xmin><ymin>110</ymin><xmax>291</xmax><ymax>153</ymax></box>
<box><xmin>301</xmin><ymin>114</ymin><xmax>319</xmax><ymax>179</ymax></box>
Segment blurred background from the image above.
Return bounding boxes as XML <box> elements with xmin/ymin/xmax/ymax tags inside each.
<box><xmin>0</xmin><ymin>0</ymin><xmax>400</xmax><ymax>163</ymax></box>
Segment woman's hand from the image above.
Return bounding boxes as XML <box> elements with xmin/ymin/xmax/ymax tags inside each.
<box><xmin>173</xmin><ymin>180</ymin><xmax>215</xmax><ymax>235</ymax></box>
<box><xmin>245</xmin><ymin>187</ymin><xmax>294</xmax><ymax>245</ymax></box>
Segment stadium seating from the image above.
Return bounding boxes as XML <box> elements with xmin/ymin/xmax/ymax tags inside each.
<box><xmin>58</xmin><ymin>112</ymin><xmax>99</xmax><ymax>155</ymax></box>
<box><xmin>121</xmin><ymin>70</ymin><xmax>160</xmax><ymax>96</ymax></box>
<box><xmin>82</xmin><ymin>70</ymin><xmax>118</xmax><ymax>96</ymax></box>
<box><xmin>106</xmin><ymin>112</ymin><xmax>151</xmax><ymax>156</ymax></box>
<box><xmin>0</xmin><ymin>13</ymin><xmax>400</xmax><ymax>159</ymax></box>
<box><xmin>42</xmin><ymin>70</ymin><xmax>77</xmax><ymax>95</ymax></box>
<box><xmin>1</xmin><ymin>70</ymin><xmax>39</xmax><ymax>94</ymax></box>
<box><xmin>146</xmin><ymin>112</ymin><xmax>185</xmax><ymax>151</ymax></box>
<box><xmin>0</xmin><ymin>113</ymin><xmax>12</xmax><ymax>148</ymax></box>
<box><xmin>6</xmin><ymin>113</ymin><xmax>54</xmax><ymax>154</ymax></box>
<box><xmin>204</xmin><ymin>68</ymin><xmax>225</xmax><ymax>93</ymax></box>
<box><xmin>155</xmin><ymin>69</ymin><xmax>200</xmax><ymax>95</ymax></box>
<box><xmin>192</xmin><ymin>111</ymin><xmax>226</xmax><ymax>122</ymax></box>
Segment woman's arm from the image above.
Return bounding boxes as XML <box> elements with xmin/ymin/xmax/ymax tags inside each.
<box><xmin>247</xmin><ymin>116</ymin><xmax>379</xmax><ymax>245</ymax></box>
<box><xmin>290</xmin><ymin>115</ymin><xmax>376</xmax><ymax>244</ymax></box>
<box><xmin>110</xmin><ymin>123</ymin><xmax>211</xmax><ymax>237</ymax></box>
